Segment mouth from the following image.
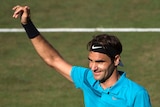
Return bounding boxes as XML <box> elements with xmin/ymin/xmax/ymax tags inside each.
<box><xmin>93</xmin><ymin>70</ymin><xmax>101</xmax><ymax>75</ymax></box>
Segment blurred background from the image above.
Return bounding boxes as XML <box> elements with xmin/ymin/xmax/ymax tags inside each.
<box><xmin>0</xmin><ymin>0</ymin><xmax>160</xmax><ymax>107</ymax></box>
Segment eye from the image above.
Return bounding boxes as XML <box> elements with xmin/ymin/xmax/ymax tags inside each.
<box><xmin>95</xmin><ymin>60</ymin><xmax>105</xmax><ymax>63</ymax></box>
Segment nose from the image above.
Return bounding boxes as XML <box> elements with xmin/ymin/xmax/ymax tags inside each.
<box><xmin>90</xmin><ymin>62</ymin><xmax>98</xmax><ymax>71</ymax></box>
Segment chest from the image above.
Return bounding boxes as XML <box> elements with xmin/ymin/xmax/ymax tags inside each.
<box><xmin>82</xmin><ymin>81</ymin><xmax>130</xmax><ymax>107</ymax></box>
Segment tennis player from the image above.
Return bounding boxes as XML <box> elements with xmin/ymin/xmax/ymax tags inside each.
<box><xmin>12</xmin><ymin>5</ymin><xmax>151</xmax><ymax>107</ymax></box>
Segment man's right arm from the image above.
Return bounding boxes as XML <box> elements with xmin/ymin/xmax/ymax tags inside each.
<box><xmin>31</xmin><ymin>35</ymin><xmax>73</xmax><ymax>81</ymax></box>
<box><xmin>12</xmin><ymin>5</ymin><xmax>73</xmax><ymax>82</ymax></box>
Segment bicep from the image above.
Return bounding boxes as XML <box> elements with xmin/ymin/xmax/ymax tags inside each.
<box><xmin>31</xmin><ymin>36</ymin><xmax>73</xmax><ymax>82</ymax></box>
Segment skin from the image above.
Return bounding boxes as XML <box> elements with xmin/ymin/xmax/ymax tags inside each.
<box><xmin>12</xmin><ymin>5</ymin><xmax>121</xmax><ymax>89</ymax></box>
<box><xmin>88</xmin><ymin>51</ymin><xmax>120</xmax><ymax>89</ymax></box>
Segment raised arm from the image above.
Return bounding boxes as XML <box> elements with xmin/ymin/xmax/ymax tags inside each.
<box><xmin>12</xmin><ymin>5</ymin><xmax>73</xmax><ymax>82</ymax></box>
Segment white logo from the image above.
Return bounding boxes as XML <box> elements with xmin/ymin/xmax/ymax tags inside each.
<box><xmin>92</xmin><ymin>45</ymin><xmax>102</xmax><ymax>49</ymax></box>
<box><xmin>112</xmin><ymin>96</ymin><xmax>118</xmax><ymax>100</ymax></box>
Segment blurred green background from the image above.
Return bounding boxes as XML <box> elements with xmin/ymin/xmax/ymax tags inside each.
<box><xmin>0</xmin><ymin>0</ymin><xmax>160</xmax><ymax>107</ymax></box>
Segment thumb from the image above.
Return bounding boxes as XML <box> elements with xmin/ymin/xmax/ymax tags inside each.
<box><xmin>21</xmin><ymin>6</ymin><xmax>30</xmax><ymax>25</ymax></box>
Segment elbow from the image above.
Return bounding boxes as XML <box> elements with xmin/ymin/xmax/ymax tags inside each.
<box><xmin>43</xmin><ymin>56</ymin><xmax>61</xmax><ymax>68</ymax></box>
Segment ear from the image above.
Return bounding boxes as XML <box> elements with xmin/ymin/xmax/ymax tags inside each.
<box><xmin>114</xmin><ymin>55</ymin><xmax>121</xmax><ymax>66</ymax></box>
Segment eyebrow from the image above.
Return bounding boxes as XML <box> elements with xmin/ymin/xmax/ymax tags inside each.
<box><xmin>88</xmin><ymin>57</ymin><xmax>92</xmax><ymax>61</ymax></box>
<box><xmin>88</xmin><ymin>57</ymin><xmax>105</xmax><ymax>62</ymax></box>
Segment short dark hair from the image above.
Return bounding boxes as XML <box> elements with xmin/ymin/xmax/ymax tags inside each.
<box><xmin>87</xmin><ymin>34</ymin><xmax>122</xmax><ymax>59</ymax></box>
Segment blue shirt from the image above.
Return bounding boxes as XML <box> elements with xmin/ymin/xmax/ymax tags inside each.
<box><xmin>71</xmin><ymin>66</ymin><xmax>151</xmax><ymax>107</ymax></box>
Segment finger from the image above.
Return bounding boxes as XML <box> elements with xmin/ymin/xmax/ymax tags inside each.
<box><xmin>12</xmin><ymin>5</ymin><xmax>21</xmax><ymax>11</ymax></box>
<box><xmin>12</xmin><ymin>9</ymin><xmax>22</xmax><ymax>18</ymax></box>
<box><xmin>24</xmin><ymin>6</ymin><xmax>30</xmax><ymax>10</ymax></box>
<box><xmin>23</xmin><ymin>6</ymin><xmax>30</xmax><ymax>17</ymax></box>
<box><xmin>13</xmin><ymin>5</ymin><xmax>30</xmax><ymax>18</ymax></box>
<box><xmin>12</xmin><ymin>6</ymin><xmax>24</xmax><ymax>18</ymax></box>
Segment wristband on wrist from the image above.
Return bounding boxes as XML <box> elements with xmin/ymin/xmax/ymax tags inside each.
<box><xmin>22</xmin><ymin>18</ymin><xmax>40</xmax><ymax>39</ymax></box>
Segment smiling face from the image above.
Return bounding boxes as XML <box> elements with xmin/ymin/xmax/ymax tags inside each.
<box><xmin>88</xmin><ymin>51</ymin><xmax>116</xmax><ymax>82</ymax></box>
<box><xmin>87</xmin><ymin>34</ymin><xmax>123</xmax><ymax>83</ymax></box>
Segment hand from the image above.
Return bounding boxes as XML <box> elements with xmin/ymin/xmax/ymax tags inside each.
<box><xmin>12</xmin><ymin>5</ymin><xmax>30</xmax><ymax>25</ymax></box>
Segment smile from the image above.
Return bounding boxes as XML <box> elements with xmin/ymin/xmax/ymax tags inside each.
<box><xmin>93</xmin><ymin>71</ymin><xmax>101</xmax><ymax>75</ymax></box>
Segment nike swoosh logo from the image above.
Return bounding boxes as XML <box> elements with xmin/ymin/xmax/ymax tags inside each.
<box><xmin>112</xmin><ymin>96</ymin><xmax>119</xmax><ymax>100</ymax></box>
<box><xmin>92</xmin><ymin>45</ymin><xmax>102</xmax><ymax>49</ymax></box>
<box><xmin>112</xmin><ymin>96</ymin><xmax>118</xmax><ymax>100</ymax></box>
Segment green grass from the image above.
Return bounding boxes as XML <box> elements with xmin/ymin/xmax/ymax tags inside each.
<box><xmin>2</xmin><ymin>0</ymin><xmax>160</xmax><ymax>28</ymax></box>
<box><xmin>0</xmin><ymin>0</ymin><xmax>160</xmax><ymax>107</ymax></box>
<box><xmin>0</xmin><ymin>33</ymin><xmax>159</xmax><ymax>107</ymax></box>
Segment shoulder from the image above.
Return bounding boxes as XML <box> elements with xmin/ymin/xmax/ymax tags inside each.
<box><xmin>71</xmin><ymin>66</ymin><xmax>90</xmax><ymax>76</ymax></box>
<box><xmin>71</xmin><ymin>66</ymin><xmax>94</xmax><ymax>81</ymax></box>
<box><xmin>126</xmin><ymin>78</ymin><xmax>144</xmax><ymax>89</ymax></box>
<box><xmin>71</xmin><ymin>66</ymin><xmax>93</xmax><ymax>88</ymax></box>
<box><xmin>116</xmin><ymin>71</ymin><xmax>149</xmax><ymax>98</ymax></box>
<box><xmin>125</xmin><ymin>78</ymin><xmax>151</xmax><ymax>106</ymax></box>
<box><xmin>117</xmin><ymin>72</ymin><xmax>151</xmax><ymax>106</ymax></box>
<box><xmin>118</xmin><ymin>71</ymin><xmax>146</xmax><ymax>92</ymax></box>
<box><xmin>120</xmin><ymin>72</ymin><xmax>150</xmax><ymax>103</ymax></box>
<box><xmin>119</xmin><ymin>73</ymin><xmax>147</xmax><ymax>95</ymax></box>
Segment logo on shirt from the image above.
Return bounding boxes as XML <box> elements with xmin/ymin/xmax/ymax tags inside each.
<box><xmin>112</xmin><ymin>96</ymin><xmax>118</xmax><ymax>100</ymax></box>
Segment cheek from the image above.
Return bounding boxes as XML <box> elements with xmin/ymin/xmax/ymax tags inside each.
<box><xmin>98</xmin><ymin>63</ymin><xmax>108</xmax><ymax>71</ymax></box>
<box><xmin>108</xmin><ymin>63</ymin><xmax>116</xmax><ymax>73</ymax></box>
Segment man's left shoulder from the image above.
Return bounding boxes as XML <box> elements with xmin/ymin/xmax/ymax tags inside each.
<box><xmin>125</xmin><ymin>77</ymin><xmax>148</xmax><ymax>94</ymax></box>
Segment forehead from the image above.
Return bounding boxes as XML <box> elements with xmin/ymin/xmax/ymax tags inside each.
<box><xmin>88</xmin><ymin>51</ymin><xmax>111</xmax><ymax>61</ymax></box>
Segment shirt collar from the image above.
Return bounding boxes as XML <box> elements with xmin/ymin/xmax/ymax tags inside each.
<box><xmin>84</xmin><ymin>70</ymin><xmax>127</xmax><ymax>97</ymax></box>
<box><xmin>107</xmin><ymin>71</ymin><xmax>127</xmax><ymax>95</ymax></box>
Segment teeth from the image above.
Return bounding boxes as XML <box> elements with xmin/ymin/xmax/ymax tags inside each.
<box><xmin>94</xmin><ymin>71</ymin><xmax>101</xmax><ymax>73</ymax></box>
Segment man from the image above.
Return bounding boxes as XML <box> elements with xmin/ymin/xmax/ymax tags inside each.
<box><xmin>12</xmin><ymin>5</ymin><xmax>151</xmax><ymax>107</ymax></box>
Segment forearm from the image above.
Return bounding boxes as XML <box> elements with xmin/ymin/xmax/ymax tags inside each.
<box><xmin>12</xmin><ymin>5</ymin><xmax>73</xmax><ymax>82</ymax></box>
<box><xmin>21</xmin><ymin>18</ymin><xmax>61</xmax><ymax>65</ymax></box>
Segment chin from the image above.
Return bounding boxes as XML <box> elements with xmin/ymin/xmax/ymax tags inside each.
<box><xmin>93</xmin><ymin>73</ymin><xmax>103</xmax><ymax>81</ymax></box>
<box><xmin>94</xmin><ymin>76</ymin><xmax>102</xmax><ymax>81</ymax></box>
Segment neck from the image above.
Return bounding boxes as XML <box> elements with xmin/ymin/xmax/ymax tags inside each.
<box><xmin>100</xmin><ymin>70</ymin><xmax>120</xmax><ymax>89</ymax></box>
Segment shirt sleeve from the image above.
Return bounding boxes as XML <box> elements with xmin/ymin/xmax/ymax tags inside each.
<box><xmin>133</xmin><ymin>90</ymin><xmax>151</xmax><ymax>107</ymax></box>
<box><xmin>71</xmin><ymin>66</ymin><xmax>89</xmax><ymax>88</ymax></box>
